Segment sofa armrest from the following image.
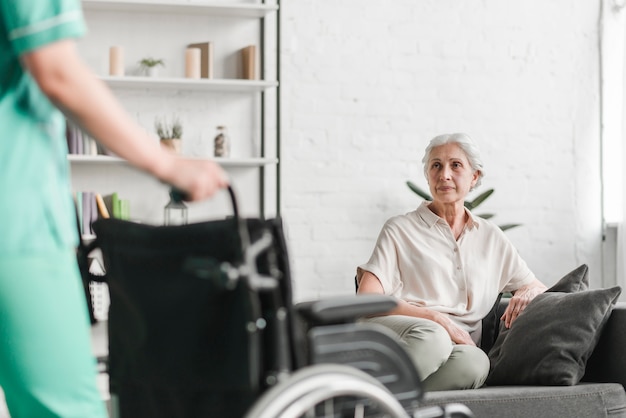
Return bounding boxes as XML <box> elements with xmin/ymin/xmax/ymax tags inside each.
<box><xmin>583</xmin><ymin>302</ymin><xmax>626</xmax><ymax>387</ymax></box>
<box><xmin>480</xmin><ymin>294</ymin><xmax>508</xmax><ymax>353</ymax></box>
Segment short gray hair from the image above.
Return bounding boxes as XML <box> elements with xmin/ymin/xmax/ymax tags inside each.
<box><xmin>421</xmin><ymin>133</ymin><xmax>485</xmax><ymax>189</ymax></box>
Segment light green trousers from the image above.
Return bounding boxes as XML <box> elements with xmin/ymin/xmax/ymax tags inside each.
<box><xmin>364</xmin><ymin>315</ymin><xmax>489</xmax><ymax>392</ymax></box>
<box><xmin>0</xmin><ymin>250</ymin><xmax>107</xmax><ymax>418</ymax></box>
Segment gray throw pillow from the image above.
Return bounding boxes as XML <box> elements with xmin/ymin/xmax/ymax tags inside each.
<box><xmin>487</xmin><ymin>264</ymin><xmax>589</xmax><ymax>359</ymax></box>
<box><xmin>546</xmin><ymin>263</ymin><xmax>589</xmax><ymax>293</ymax></box>
<box><xmin>486</xmin><ymin>265</ymin><xmax>621</xmax><ymax>386</ymax></box>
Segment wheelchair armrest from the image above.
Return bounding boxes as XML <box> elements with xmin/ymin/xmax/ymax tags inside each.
<box><xmin>295</xmin><ymin>294</ymin><xmax>397</xmax><ymax>325</ymax></box>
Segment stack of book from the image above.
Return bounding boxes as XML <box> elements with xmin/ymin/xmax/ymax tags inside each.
<box><xmin>66</xmin><ymin>120</ymin><xmax>108</xmax><ymax>156</ymax></box>
<box><xmin>76</xmin><ymin>191</ymin><xmax>130</xmax><ymax>236</ymax></box>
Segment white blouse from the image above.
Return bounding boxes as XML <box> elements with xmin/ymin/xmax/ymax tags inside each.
<box><xmin>357</xmin><ymin>201</ymin><xmax>536</xmax><ymax>338</ymax></box>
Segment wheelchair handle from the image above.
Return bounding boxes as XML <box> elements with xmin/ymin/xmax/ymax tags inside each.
<box><xmin>169</xmin><ymin>185</ymin><xmax>240</xmax><ymax>220</ymax></box>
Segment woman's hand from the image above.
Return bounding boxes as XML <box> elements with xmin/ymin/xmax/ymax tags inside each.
<box><xmin>431</xmin><ymin>311</ymin><xmax>475</xmax><ymax>346</ymax></box>
<box><xmin>501</xmin><ymin>279</ymin><xmax>547</xmax><ymax>328</ymax></box>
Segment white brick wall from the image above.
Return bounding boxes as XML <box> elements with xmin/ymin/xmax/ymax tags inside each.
<box><xmin>77</xmin><ymin>1</ymin><xmax>605</xmax><ymax>303</ymax></box>
<box><xmin>281</xmin><ymin>0</ymin><xmax>603</xmax><ymax>301</ymax></box>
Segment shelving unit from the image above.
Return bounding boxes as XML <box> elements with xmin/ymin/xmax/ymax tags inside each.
<box><xmin>82</xmin><ymin>0</ymin><xmax>278</xmax><ymax>18</ymax></box>
<box><xmin>73</xmin><ymin>0</ymin><xmax>281</xmax><ymax>223</ymax></box>
<box><xmin>101</xmin><ymin>75</ymin><xmax>278</xmax><ymax>92</ymax></box>
<box><xmin>69</xmin><ymin>154</ymin><xmax>278</xmax><ymax>167</ymax></box>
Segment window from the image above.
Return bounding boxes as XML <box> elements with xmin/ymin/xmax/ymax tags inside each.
<box><xmin>601</xmin><ymin>1</ymin><xmax>626</xmax><ymax>225</ymax></box>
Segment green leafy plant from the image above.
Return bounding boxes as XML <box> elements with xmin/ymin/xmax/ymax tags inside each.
<box><xmin>154</xmin><ymin>117</ymin><xmax>182</xmax><ymax>140</ymax></box>
<box><xmin>406</xmin><ymin>180</ymin><xmax>521</xmax><ymax>231</ymax></box>
<box><xmin>139</xmin><ymin>57</ymin><xmax>165</xmax><ymax>69</ymax></box>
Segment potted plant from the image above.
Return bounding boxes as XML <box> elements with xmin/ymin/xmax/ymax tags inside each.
<box><xmin>139</xmin><ymin>57</ymin><xmax>165</xmax><ymax>77</ymax></box>
<box><xmin>155</xmin><ymin>117</ymin><xmax>182</xmax><ymax>154</ymax></box>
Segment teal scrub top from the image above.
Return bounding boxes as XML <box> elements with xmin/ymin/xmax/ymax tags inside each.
<box><xmin>0</xmin><ymin>0</ymin><xmax>86</xmax><ymax>254</ymax></box>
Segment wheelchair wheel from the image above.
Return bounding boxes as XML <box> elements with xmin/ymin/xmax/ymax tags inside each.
<box><xmin>245</xmin><ymin>364</ymin><xmax>410</xmax><ymax>418</ymax></box>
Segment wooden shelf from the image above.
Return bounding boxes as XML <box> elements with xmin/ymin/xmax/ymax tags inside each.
<box><xmin>101</xmin><ymin>76</ymin><xmax>278</xmax><ymax>92</ymax></box>
<box><xmin>82</xmin><ymin>0</ymin><xmax>278</xmax><ymax>18</ymax></box>
<box><xmin>68</xmin><ymin>154</ymin><xmax>278</xmax><ymax>167</ymax></box>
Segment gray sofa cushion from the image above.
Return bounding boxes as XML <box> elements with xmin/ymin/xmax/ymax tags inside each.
<box><xmin>420</xmin><ymin>383</ymin><xmax>626</xmax><ymax>418</ymax></box>
<box><xmin>422</xmin><ymin>304</ymin><xmax>626</xmax><ymax>418</ymax></box>
<box><xmin>487</xmin><ymin>264</ymin><xmax>621</xmax><ymax>386</ymax></box>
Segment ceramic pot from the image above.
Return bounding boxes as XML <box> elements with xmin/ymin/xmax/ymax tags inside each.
<box><xmin>160</xmin><ymin>138</ymin><xmax>181</xmax><ymax>154</ymax></box>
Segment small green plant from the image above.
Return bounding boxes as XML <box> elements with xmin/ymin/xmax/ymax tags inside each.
<box><xmin>406</xmin><ymin>180</ymin><xmax>521</xmax><ymax>231</ymax></box>
<box><xmin>139</xmin><ymin>57</ymin><xmax>165</xmax><ymax>69</ymax></box>
<box><xmin>155</xmin><ymin>117</ymin><xmax>182</xmax><ymax>140</ymax></box>
<box><xmin>139</xmin><ymin>58</ymin><xmax>165</xmax><ymax>76</ymax></box>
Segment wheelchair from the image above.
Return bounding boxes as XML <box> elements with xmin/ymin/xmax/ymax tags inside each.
<box><xmin>85</xmin><ymin>187</ymin><xmax>473</xmax><ymax>418</ymax></box>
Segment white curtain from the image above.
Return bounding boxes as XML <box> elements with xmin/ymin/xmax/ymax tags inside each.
<box><xmin>601</xmin><ymin>0</ymin><xmax>626</xmax><ymax>294</ymax></box>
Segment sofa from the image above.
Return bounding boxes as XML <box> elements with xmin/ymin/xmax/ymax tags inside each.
<box><xmin>418</xmin><ymin>300</ymin><xmax>626</xmax><ymax>418</ymax></box>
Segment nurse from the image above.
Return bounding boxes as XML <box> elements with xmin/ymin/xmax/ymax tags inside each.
<box><xmin>0</xmin><ymin>1</ymin><xmax>227</xmax><ymax>416</ymax></box>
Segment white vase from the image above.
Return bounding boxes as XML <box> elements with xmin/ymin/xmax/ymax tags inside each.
<box><xmin>147</xmin><ymin>67</ymin><xmax>159</xmax><ymax>77</ymax></box>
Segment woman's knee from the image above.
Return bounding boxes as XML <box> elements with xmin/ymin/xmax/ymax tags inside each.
<box><xmin>403</xmin><ymin>321</ymin><xmax>453</xmax><ymax>378</ymax></box>
<box><xmin>421</xmin><ymin>345</ymin><xmax>489</xmax><ymax>391</ymax></box>
<box><xmin>450</xmin><ymin>345</ymin><xmax>490</xmax><ymax>388</ymax></box>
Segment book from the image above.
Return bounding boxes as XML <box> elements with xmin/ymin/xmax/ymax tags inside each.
<box><xmin>90</xmin><ymin>192</ymin><xmax>98</xmax><ymax>234</ymax></box>
<box><xmin>115</xmin><ymin>198</ymin><xmax>123</xmax><ymax>220</ymax></box>
<box><xmin>95</xmin><ymin>193</ymin><xmax>110</xmax><ymax>219</ymax></box>
<box><xmin>66</xmin><ymin>119</ymin><xmax>103</xmax><ymax>156</ymax></box>
<box><xmin>101</xmin><ymin>193</ymin><xmax>130</xmax><ymax>220</ymax></box>
<box><xmin>84</xmin><ymin>134</ymin><xmax>98</xmax><ymax>156</ymax></box>
<box><xmin>75</xmin><ymin>191</ymin><xmax>83</xmax><ymax>233</ymax></box>
<box><xmin>67</xmin><ymin>121</ymin><xmax>80</xmax><ymax>154</ymax></box>
<box><xmin>102</xmin><ymin>193</ymin><xmax>120</xmax><ymax>219</ymax></box>
<box><xmin>76</xmin><ymin>127</ymin><xmax>83</xmax><ymax>155</ymax></box>
<box><xmin>187</xmin><ymin>42</ymin><xmax>214</xmax><ymax>79</ymax></box>
<box><xmin>65</xmin><ymin>121</ymin><xmax>73</xmax><ymax>153</ymax></box>
<box><xmin>81</xmin><ymin>191</ymin><xmax>94</xmax><ymax>235</ymax></box>
<box><xmin>91</xmin><ymin>136</ymin><xmax>99</xmax><ymax>155</ymax></box>
<box><xmin>119</xmin><ymin>199</ymin><xmax>130</xmax><ymax>221</ymax></box>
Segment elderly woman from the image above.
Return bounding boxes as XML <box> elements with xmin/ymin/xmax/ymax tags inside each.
<box><xmin>356</xmin><ymin>133</ymin><xmax>546</xmax><ymax>391</ymax></box>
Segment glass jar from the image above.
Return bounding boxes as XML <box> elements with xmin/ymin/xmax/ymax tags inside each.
<box><xmin>164</xmin><ymin>191</ymin><xmax>188</xmax><ymax>225</ymax></box>
<box><xmin>214</xmin><ymin>125</ymin><xmax>230</xmax><ymax>157</ymax></box>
